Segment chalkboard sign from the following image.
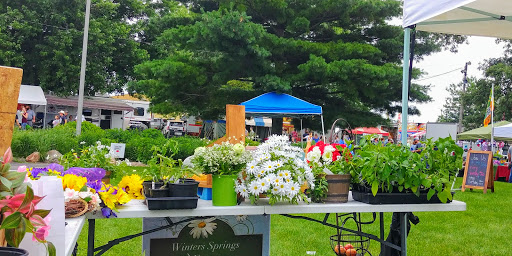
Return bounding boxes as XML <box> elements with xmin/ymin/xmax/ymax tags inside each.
<box><xmin>462</xmin><ymin>150</ymin><xmax>494</xmax><ymax>193</ymax></box>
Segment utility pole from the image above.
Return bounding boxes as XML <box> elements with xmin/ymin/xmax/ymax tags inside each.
<box><xmin>458</xmin><ymin>61</ymin><xmax>471</xmax><ymax>133</ymax></box>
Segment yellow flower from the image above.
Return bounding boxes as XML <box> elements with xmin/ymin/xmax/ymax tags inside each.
<box><xmin>114</xmin><ymin>188</ymin><xmax>131</xmax><ymax>205</ymax></box>
<box><xmin>98</xmin><ymin>187</ymin><xmax>117</xmax><ymax>210</ymax></box>
<box><xmin>118</xmin><ymin>174</ymin><xmax>144</xmax><ymax>199</ymax></box>
<box><xmin>61</xmin><ymin>174</ymin><xmax>87</xmax><ymax>191</ymax></box>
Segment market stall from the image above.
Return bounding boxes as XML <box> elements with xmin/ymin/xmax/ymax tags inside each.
<box><xmin>457</xmin><ymin>121</ymin><xmax>510</xmax><ymax>140</ymax></box>
<box><xmin>240</xmin><ymin>92</ymin><xmax>325</xmax><ymax>142</ymax></box>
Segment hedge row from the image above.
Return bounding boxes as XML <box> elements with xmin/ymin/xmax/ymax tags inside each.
<box><xmin>10</xmin><ymin>121</ymin><xmax>210</xmax><ymax>163</ymax></box>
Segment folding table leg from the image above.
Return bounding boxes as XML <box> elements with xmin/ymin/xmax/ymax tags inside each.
<box><xmin>400</xmin><ymin>213</ymin><xmax>407</xmax><ymax>256</ymax></box>
<box><xmin>88</xmin><ymin>219</ymin><xmax>96</xmax><ymax>256</ymax></box>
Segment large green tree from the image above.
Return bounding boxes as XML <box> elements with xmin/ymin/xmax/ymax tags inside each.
<box><xmin>437</xmin><ymin>82</ymin><xmax>463</xmax><ymax>123</ymax></box>
<box><xmin>129</xmin><ymin>0</ymin><xmax>464</xmax><ymax>126</ymax></box>
<box><xmin>0</xmin><ymin>0</ymin><xmax>147</xmax><ymax>96</ymax></box>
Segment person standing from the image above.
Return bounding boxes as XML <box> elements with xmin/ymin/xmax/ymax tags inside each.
<box><xmin>15</xmin><ymin>107</ymin><xmax>22</xmax><ymax>129</ymax></box>
<box><xmin>59</xmin><ymin>110</ymin><xmax>68</xmax><ymax>125</ymax></box>
<box><xmin>312</xmin><ymin>133</ymin><xmax>320</xmax><ymax>143</ymax></box>
<box><xmin>410</xmin><ymin>138</ymin><xmax>423</xmax><ymax>153</ymax></box>
<box><xmin>20</xmin><ymin>106</ymin><xmax>28</xmax><ymax>129</ymax></box>
<box><xmin>291</xmin><ymin>129</ymin><xmax>298</xmax><ymax>143</ymax></box>
<box><xmin>25</xmin><ymin>105</ymin><xmax>35</xmax><ymax>128</ymax></box>
<box><xmin>52</xmin><ymin>115</ymin><xmax>61</xmax><ymax>128</ymax></box>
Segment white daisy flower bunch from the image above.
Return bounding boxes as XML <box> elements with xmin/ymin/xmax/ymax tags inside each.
<box><xmin>236</xmin><ymin>135</ymin><xmax>314</xmax><ymax>205</ymax></box>
<box><xmin>191</xmin><ymin>142</ymin><xmax>252</xmax><ymax>175</ymax></box>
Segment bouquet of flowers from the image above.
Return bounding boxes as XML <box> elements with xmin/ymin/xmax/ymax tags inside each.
<box><xmin>306</xmin><ymin>141</ymin><xmax>352</xmax><ymax>175</ymax></box>
<box><xmin>27</xmin><ymin>164</ymin><xmax>134</xmax><ymax>218</ymax></box>
<box><xmin>236</xmin><ymin>135</ymin><xmax>315</xmax><ymax>205</ymax></box>
<box><xmin>192</xmin><ymin>142</ymin><xmax>252</xmax><ymax>175</ymax></box>
<box><xmin>0</xmin><ymin>148</ymin><xmax>55</xmax><ymax>255</ymax></box>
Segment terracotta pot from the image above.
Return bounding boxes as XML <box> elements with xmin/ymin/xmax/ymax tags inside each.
<box><xmin>0</xmin><ymin>66</ymin><xmax>23</xmax><ymax>155</ymax></box>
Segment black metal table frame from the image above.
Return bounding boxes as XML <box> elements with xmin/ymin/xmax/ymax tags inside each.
<box><xmin>85</xmin><ymin>212</ymin><xmax>410</xmax><ymax>256</ymax></box>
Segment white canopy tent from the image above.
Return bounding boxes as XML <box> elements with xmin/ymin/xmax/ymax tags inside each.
<box><xmin>17</xmin><ymin>85</ymin><xmax>48</xmax><ymax>128</ymax></box>
<box><xmin>493</xmin><ymin>123</ymin><xmax>512</xmax><ymax>140</ymax></box>
<box><xmin>401</xmin><ymin>0</ymin><xmax>512</xmax><ymax>146</ymax></box>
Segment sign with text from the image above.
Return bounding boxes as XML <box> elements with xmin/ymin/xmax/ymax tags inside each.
<box><xmin>462</xmin><ymin>150</ymin><xmax>494</xmax><ymax>193</ymax></box>
<box><xmin>143</xmin><ymin>215</ymin><xmax>270</xmax><ymax>256</ymax></box>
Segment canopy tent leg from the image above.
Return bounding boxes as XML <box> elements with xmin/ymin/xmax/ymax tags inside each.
<box><xmin>401</xmin><ymin>27</ymin><xmax>412</xmax><ymax>145</ymax></box>
<box><xmin>321</xmin><ymin>115</ymin><xmax>326</xmax><ymax>143</ymax></box>
<box><xmin>43</xmin><ymin>105</ymin><xmax>47</xmax><ymax>128</ymax></box>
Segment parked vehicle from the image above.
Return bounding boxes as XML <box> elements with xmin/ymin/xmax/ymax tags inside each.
<box><xmin>163</xmin><ymin>120</ymin><xmax>186</xmax><ymax>138</ymax></box>
<box><xmin>129</xmin><ymin>121</ymin><xmax>148</xmax><ymax>131</ymax></box>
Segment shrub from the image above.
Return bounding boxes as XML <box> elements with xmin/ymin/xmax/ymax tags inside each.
<box><xmin>169</xmin><ymin>136</ymin><xmax>210</xmax><ymax>160</ymax></box>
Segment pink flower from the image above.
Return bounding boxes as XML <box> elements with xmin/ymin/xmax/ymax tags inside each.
<box><xmin>32</xmin><ymin>225</ymin><xmax>50</xmax><ymax>242</ymax></box>
<box><xmin>17</xmin><ymin>165</ymin><xmax>27</xmax><ymax>172</ymax></box>
<box><xmin>2</xmin><ymin>147</ymin><xmax>12</xmax><ymax>164</ymax></box>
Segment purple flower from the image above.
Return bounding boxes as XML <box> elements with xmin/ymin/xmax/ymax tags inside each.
<box><xmin>47</xmin><ymin>163</ymin><xmax>64</xmax><ymax>173</ymax></box>
<box><xmin>87</xmin><ymin>180</ymin><xmax>103</xmax><ymax>191</ymax></box>
<box><xmin>101</xmin><ymin>207</ymin><xmax>117</xmax><ymax>218</ymax></box>
<box><xmin>63</xmin><ymin>167</ymin><xmax>106</xmax><ymax>182</ymax></box>
<box><xmin>31</xmin><ymin>167</ymin><xmax>48</xmax><ymax>178</ymax></box>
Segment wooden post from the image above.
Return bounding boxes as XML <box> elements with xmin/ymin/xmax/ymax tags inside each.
<box><xmin>0</xmin><ymin>66</ymin><xmax>23</xmax><ymax>155</ymax></box>
<box><xmin>210</xmin><ymin>105</ymin><xmax>246</xmax><ymax>146</ymax></box>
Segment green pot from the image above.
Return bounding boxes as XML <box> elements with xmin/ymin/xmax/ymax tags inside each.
<box><xmin>212</xmin><ymin>174</ymin><xmax>238</xmax><ymax>206</ymax></box>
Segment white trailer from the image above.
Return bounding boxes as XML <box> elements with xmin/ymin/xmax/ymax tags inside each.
<box><xmin>426</xmin><ymin>122</ymin><xmax>458</xmax><ymax>141</ymax></box>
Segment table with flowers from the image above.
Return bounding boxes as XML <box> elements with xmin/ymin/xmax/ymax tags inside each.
<box><xmin>78</xmin><ymin>194</ymin><xmax>465</xmax><ymax>256</ymax></box>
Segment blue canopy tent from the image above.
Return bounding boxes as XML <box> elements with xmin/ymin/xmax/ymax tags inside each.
<box><xmin>240</xmin><ymin>92</ymin><xmax>325</xmax><ymax>142</ymax></box>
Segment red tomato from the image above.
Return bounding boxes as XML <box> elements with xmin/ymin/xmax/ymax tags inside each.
<box><xmin>346</xmin><ymin>248</ymin><xmax>357</xmax><ymax>256</ymax></box>
<box><xmin>334</xmin><ymin>245</ymin><xmax>346</xmax><ymax>255</ymax></box>
<box><xmin>344</xmin><ymin>244</ymin><xmax>354</xmax><ymax>250</ymax></box>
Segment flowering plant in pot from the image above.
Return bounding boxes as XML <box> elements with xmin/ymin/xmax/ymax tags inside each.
<box><xmin>0</xmin><ymin>148</ymin><xmax>55</xmax><ymax>255</ymax></box>
<box><xmin>236</xmin><ymin>135</ymin><xmax>315</xmax><ymax>205</ymax></box>
<box><xmin>306</xmin><ymin>140</ymin><xmax>353</xmax><ymax>203</ymax></box>
<box><xmin>192</xmin><ymin>142</ymin><xmax>251</xmax><ymax>206</ymax></box>
<box><xmin>351</xmin><ymin>135</ymin><xmax>463</xmax><ymax>204</ymax></box>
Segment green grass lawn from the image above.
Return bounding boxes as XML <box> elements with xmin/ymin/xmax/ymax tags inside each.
<box><xmin>75</xmin><ymin>179</ymin><xmax>512</xmax><ymax>256</ymax></box>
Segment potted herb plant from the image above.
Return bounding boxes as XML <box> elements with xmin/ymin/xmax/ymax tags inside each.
<box><xmin>192</xmin><ymin>142</ymin><xmax>251</xmax><ymax>206</ymax></box>
<box><xmin>236</xmin><ymin>135</ymin><xmax>315</xmax><ymax>205</ymax></box>
<box><xmin>351</xmin><ymin>136</ymin><xmax>463</xmax><ymax>204</ymax></box>
<box><xmin>307</xmin><ymin>141</ymin><xmax>353</xmax><ymax>203</ymax></box>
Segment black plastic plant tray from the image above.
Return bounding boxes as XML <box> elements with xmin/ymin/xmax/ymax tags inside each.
<box><xmin>351</xmin><ymin>190</ymin><xmax>453</xmax><ymax>204</ymax></box>
<box><xmin>146</xmin><ymin>196</ymin><xmax>199</xmax><ymax>210</ymax></box>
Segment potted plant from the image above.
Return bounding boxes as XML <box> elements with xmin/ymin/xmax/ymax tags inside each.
<box><xmin>351</xmin><ymin>136</ymin><xmax>463</xmax><ymax>204</ymax></box>
<box><xmin>192</xmin><ymin>142</ymin><xmax>251</xmax><ymax>206</ymax></box>
<box><xmin>235</xmin><ymin>135</ymin><xmax>315</xmax><ymax>205</ymax></box>
<box><xmin>307</xmin><ymin>141</ymin><xmax>353</xmax><ymax>203</ymax></box>
<box><xmin>0</xmin><ymin>148</ymin><xmax>55</xmax><ymax>255</ymax></box>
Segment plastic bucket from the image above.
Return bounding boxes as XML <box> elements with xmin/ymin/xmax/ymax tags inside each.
<box><xmin>212</xmin><ymin>174</ymin><xmax>237</xmax><ymax>206</ymax></box>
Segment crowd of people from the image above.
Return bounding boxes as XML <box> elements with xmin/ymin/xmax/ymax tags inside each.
<box><xmin>15</xmin><ymin>106</ymin><xmax>85</xmax><ymax>129</ymax></box>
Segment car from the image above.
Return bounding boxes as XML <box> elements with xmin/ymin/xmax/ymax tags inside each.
<box><xmin>128</xmin><ymin>121</ymin><xmax>148</xmax><ymax>131</ymax></box>
<box><xmin>163</xmin><ymin>120</ymin><xmax>186</xmax><ymax>138</ymax></box>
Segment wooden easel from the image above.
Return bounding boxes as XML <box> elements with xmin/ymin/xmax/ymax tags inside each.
<box><xmin>461</xmin><ymin>150</ymin><xmax>494</xmax><ymax>194</ymax></box>
<box><xmin>209</xmin><ymin>104</ymin><xmax>246</xmax><ymax>146</ymax></box>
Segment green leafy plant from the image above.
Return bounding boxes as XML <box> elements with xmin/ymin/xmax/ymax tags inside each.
<box><xmin>351</xmin><ymin>135</ymin><xmax>463</xmax><ymax>203</ymax></box>
<box><xmin>60</xmin><ymin>141</ymin><xmax>117</xmax><ymax>173</ymax></box>
<box><xmin>144</xmin><ymin>140</ymin><xmax>199</xmax><ymax>184</ymax></box>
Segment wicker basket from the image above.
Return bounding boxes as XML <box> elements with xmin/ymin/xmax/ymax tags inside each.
<box><xmin>65</xmin><ymin>198</ymin><xmax>89</xmax><ymax>218</ymax></box>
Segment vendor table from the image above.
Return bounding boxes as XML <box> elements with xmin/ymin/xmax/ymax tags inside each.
<box><xmin>494</xmin><ymin>165</ymin><xmax>510</xmax><ymax>182</ymax></box>
<box><xmin>65</xmin><ymin>215</ymin><xmax>86</xmax><ymax>256</ymax></box>
<box><xmin>75</xmin><ymin>192</ymin><xmax>465</xmax><ymax>256</ymax></box>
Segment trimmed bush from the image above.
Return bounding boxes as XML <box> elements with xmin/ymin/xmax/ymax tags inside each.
<box><xmin>11</xmin><ymin>123</ymin><xmax>209</xmax><ymax>163</ymax></box>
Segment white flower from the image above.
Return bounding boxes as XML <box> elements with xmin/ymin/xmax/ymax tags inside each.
<box><xmin>307</xmin><ymin>147</ymin><xmax>321</xmax><ymax>163</ymax></box>
<box><xmin>286</xmin><ymin>182</ymin><xmax>300</xmax><ymax>198</ymax></box>
<box><xmin>233</xmin><ymin>143</ymin><xmax>245</xmax><ymax>154</ymax></box>
<box><xmin>246</xmin><ymin>162</ymin><xmax>259</xmax><ymax>174</ymax></box>
<box><xmin>248</xmin><ymin>180</ymin><xmax>262</xmax><ymax>195</ymax></box>
<box><xmin>274</xmin><ymin>160</ymin><xmax>283</xmax><ymax>168</ymax></box>
<box><xmin>188</xmin><ymin>217</ymin><xmax>217</xmax><ymax>239</ymax></box>
<box><xmin>257</xmin><ymin>178</ymin><xmax>270</xmax><ymax>191</ymax></box>
<box><xmin>236</xmin><ymin>182</ymin><xmax>249</xmax><ymax>198</ymax></box>
<box><xmin>64</xmin><ymin>188</ymin><xmax>79</xmax><ymax>202</ymax></box>
<box><xmin>263</xmin><ymin>161</ymin><xmax>275</xmax><ymax>172</ymax></box>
